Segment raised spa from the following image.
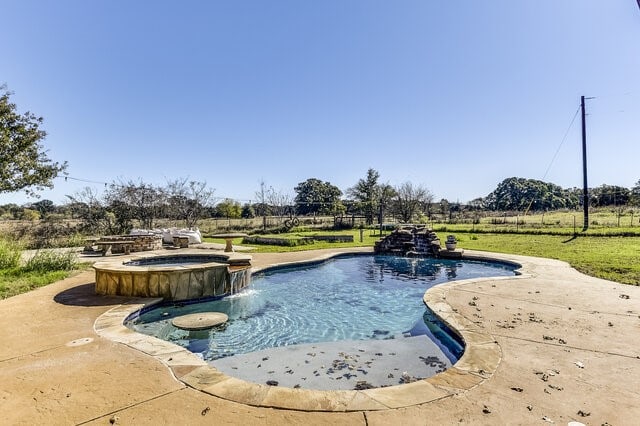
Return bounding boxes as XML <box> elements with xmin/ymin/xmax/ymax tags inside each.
<box><xmin>93</xmin><ymin>252</ymin><xmax>252</xmax><ymax>300</ymax></box>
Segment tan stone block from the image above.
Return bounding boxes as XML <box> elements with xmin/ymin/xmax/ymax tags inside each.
<box><xmin>201</xmin><ymin>377</ymin><xmax>270</xmax><ymax>406</ymax></box>
<box><xmin>437</xmin><ymin>310</ymin><xmax>484</xmax><ymax>334</ymax></box>
<box><xmin>180</xmin><ymin>366</ymin><xmax>230</xmax><ymax>388</ymax></box>
<box><xmin>454</xmin><ymin>341</ymin><xmax>502</xmax><ymax>377</ymax></box>
<box><xmin>94</xmin><ymin>271</ymin><xmax>107</xmax><ymax>294</ymax></box>
<box><xmin>174</xmin><ymin>274</ymin><xmax>190</xmax><ymax>300</ymax></box>
<box><xmin>170</xmin><ymin>365</ymin><xmax>201</xmax><ymax>379</ymax></box>
<box><xmin>187</xmin><ymin>271</ymin><xmax>204</xmax><ymax>299</ymax></box>
<box><xmin>344</xmin><ymin>390</ymin><xmax>392</xmax><ymax>411</ymax></box>
<box><xmin>460</xmin><ymin>330</ymin><xmax>496</xmax><ymax>346</ymax></box>
<box><xmin>148</xmin><ymin>273</ymin><xmax>160</xmax><ymax>297</ymax></box>
<box><xmin>130</xmin><ymin>337</ymin><xmax>182</xmax><ymax>357</ymax></box>
<box><xmin>261</xmin><ymin>388</ymin><xmax>388</xmax><ymax>411</ymax></box>
<box><xmin>202</xmin><ymin>269</ymin><xmax>216</xmax><ymax>297</ymax></box>
<box><xmin>119</xmin><ymin>273</ymin><xmax>133</xmax><ymax>296</ymax></box>
<box><xmin>362</xmin><ymin>380</ymin><xmax>450</xmax><ymax>408</ymax></box>
<box><xmin>106</xmin><ymin>272</ymin><xmax>119</xmax><ymax>295</ymax></box>
<box><xmin>158</xmin><ymin>274</ymin><xmax>171</xmax><ymax>298</ymax></box>
<box><xmin>214</xmin><ymin>268</ymin><xmax>226</xmax><ymax>296</ymax></box>
<box><xmin>132</xmin><ymin>273</ymin><xmax>149</xmax><ymax>297</ymax></box>
<box><xmin>158</xmin><ymin>350</ymin><xmax>206</xmax><ymax>367</ymax></box>
<box><xmin>427</xmin><ymin>366</ymin><xmax>484</xmax><ymax>393</ymax></box>
<box><xmin>168</xmin><ymin>272</ymin><xmax>181</xmax><ymax>299</ymax></box>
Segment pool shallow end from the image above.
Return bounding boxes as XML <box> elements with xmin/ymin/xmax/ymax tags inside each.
<box><xmin>94</xmin><ymin>248</ymin><xmax>526</xmax><ymax>412</ymax></box>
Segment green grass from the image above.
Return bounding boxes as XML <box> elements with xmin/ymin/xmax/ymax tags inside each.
<box><xmin>0</xmin><ymin>238</ymin><xmax>22</xmax><ymax>269</ymax></box>
<box><xmin>443</xmin><ymin>232</ymin><xmax>640</xmax><ymax>286</ymax></box>
<box><xmin>0</xmin><ymin>268</ymin><xmax>72</xmax><ymax>299</ymax></box>
<box><xmin>0</xmin><ymin>238</ymin><xmax>89</xmax><ymax>299</ymax></box>
<box><xmin>431</xmin><ymin>208</ymin><xmax>640</xmax><ymax>236</ymax></box>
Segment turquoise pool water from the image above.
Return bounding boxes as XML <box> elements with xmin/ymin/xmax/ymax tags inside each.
<box><xmin>127</xmin><ymin>255</ymin><xmax>516</xmax><ymax>362</ymax></box>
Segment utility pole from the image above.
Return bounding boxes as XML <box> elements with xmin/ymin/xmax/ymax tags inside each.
<box><xmin>581</xmin><ymin>95</ymin><xmax>590</xmax><ymax>232</ymax></box>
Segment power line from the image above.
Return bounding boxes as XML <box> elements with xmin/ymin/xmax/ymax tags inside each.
<box><xmin>57</xmin><ymin>175</ymin><xmax>255</xmax><ymax>204</ymax></box>
<box><xmin>61</xmin><ymin>175</ymin><xmax>108</xmax><ymax>186</ymax></box>
<box><xmin>523</xmin><ymin>105</ymin><xmax>581</xmax><ymax>216</ymax></box>
<box><xmin>541</xmin><ymin>105</ymin><xmax>581</xmax><ymax>181</ymax></box>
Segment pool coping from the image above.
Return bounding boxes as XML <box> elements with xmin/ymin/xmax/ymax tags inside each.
<box><xmin>93</xmin><ymin>249</ymin><xmax>530</xmax><ymax>412</ymax></box>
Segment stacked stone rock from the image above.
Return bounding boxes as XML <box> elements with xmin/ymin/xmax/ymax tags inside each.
<box><xmin>374</xmin><ymin>226</ymin><xmax>441</xmax><ymax>257</ymax></box>
<box><xmin>98</xmin><ymin>235</ymin><xmax>163</xmax><ymax>254</ymax></box>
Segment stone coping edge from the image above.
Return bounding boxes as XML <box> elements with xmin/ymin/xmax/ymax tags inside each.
<box><xmin>94</xmin><ymin>249</ymin><xmax>528</xmax><ymax>412</ymax></box>
<box><xmin>93</xmin><ymin>250</ymin><xmax>252</xmax><ymax>273</ymax></box>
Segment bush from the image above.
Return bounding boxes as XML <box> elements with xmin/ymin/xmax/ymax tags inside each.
<box><xmin>242</xmin><ymin>236</ymin><xmax>315</xmax><ymax>247</ymax></box>
<box><xmin>23</xmin><ymin>250</ymin><xmax>77</xmax><ymax>272</ymax></box>
<box><xmin>0</xmin><ymin>238</ymin><xmax>22</xmax><ymax>269</ymax></box>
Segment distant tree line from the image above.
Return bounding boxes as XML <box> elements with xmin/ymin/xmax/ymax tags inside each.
<box><xmin>3</xmin><ymin>173</ymin><xmax>640</xmax><ymax>234</ymax></box>
<box><xmin>481</xmin><ymin>177</ymin><xmax>640</xmax><ymax>212</ymax></box>
<box><xmin>6</xmin><ymin>84</ymin><xmax>640</xmax><ymax>237</ymax></box>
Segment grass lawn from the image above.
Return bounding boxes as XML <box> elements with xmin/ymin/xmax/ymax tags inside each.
<box><xmin>0</xmin><ymin>269</ymin><xmax>72</xmax><ymax>299</ymax></box>
<box><xmin>0</xmin><ymin>244</ymin><xmax>91</xmax><ymax>299</ymax></box>
<box><xmin>450</xmin><ymin>233</ymin><xmax>640</xmax><ymax>286</ymax></box>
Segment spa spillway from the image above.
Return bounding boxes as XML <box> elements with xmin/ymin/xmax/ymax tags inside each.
<box><xmin>93</xmin><ymin>252</ymin><xmax>252</xmax><ymax>301</ymax></box>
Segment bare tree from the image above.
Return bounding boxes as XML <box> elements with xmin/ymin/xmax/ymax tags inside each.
<box><xmin>165</xmin><ymin>178</ymin><xmax>215</xmax><ymax>228</ymax></box>
<box><xmin>66</xmin><ymin>187</ymin><xmax>116</xmax><ymax>234</ymax></box>
<box><xmin>104</xmin><ymin>180</ymin><xmax>165</xmax><ymax>230</ymax></box>
<box><xmin>266</xmin><ymin>186</ymin><xmax>293</xmax><ymax>224</ymax></box>
<box><xmin>254</xmin><ymin>180</ymin><xmax>270</xmax><ymax>231</ymax></box>
<box><xmin>392</xmin><ymin>182</ymin><xmax>433</xmax><ymax>223</ymax></box>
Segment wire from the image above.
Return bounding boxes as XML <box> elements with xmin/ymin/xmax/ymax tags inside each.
<box><xmin>541</xmin><ymin>105</ymin><xmax>581</xmax><ymax>181</ymax></box>
<box><xmin>523</xmin><ymin>105</ymin><xmax>582</xmax><ymax>216</ymax></box>
<box><xmin>63</xmin><ymin>175</ymin><xmax>108</xmax><ymax>186</ymax></box>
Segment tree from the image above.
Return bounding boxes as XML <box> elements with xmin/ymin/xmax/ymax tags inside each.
<box><xmin>165</xmin><ymin>178</ymin><xmax>215</xmax><ymax>228</ymax></box>
<box><xmin>66</xmin><ymin>187</ymin><xmax>120</xmax><ymax>234</ymax></box>
<box><xmin>241</xmin><ymin>203</ymin><xmax>255</xmax><ymax>218</ymax></box>
<box><xmin>391</xmin><ymin>182</ymin><xmax>432</xmax><ymax>223</ymax></box>
<box><xmin>439</xmin><ymin>199</ymin><xmax>450</xmax><ymax>219</ymax></box>
<box><xmin>294</xmin><ymin>178</ymin><xmax>344</xmax><ymax>216</ymax></box>
<box><xmin>104</xmin><ymin>180</ymin><xmax>165</xmax><ymax>230</ymax></box>
<box><xmin>485</xmin><ymin>177</ymin><xmax>577</xmax><ymax>211</ymax></box>
<box><xmin>215</xmin><ymin>198</ymin><xmax>242</xmax><ymax>219</ymax></box>
<box><xmin>0</xmin><ymin>85</ymin><xmax>67</xmax><ymax>196</ymax></box>
<box><xmin>31</xmin><ymin>199</ymin><xmax>55</xmax><ymax>219</ymax></box>
<box><xmin>347</xmin><ymin>169</ymin><xmax>381</xmax><ymax>225</ymax></box>
<box><xmin>266</xmin><ymin>186</ymin><xmax>293</xmax><ymax>222</ymax></box>
<box><xmin>631</xmin><ymin>180</ymin><xmax>640</xmax><ymax>207</ymax></box>
<box><xmin>590</xmin><ymin>184</ymin><xmax>630</xmax><ymax>207</ymax></box>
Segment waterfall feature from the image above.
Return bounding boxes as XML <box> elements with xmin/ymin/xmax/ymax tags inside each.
<box><xmin>374</xmin><ymin>226</ymin><xmax>442</xmax><ymax>257</ymax></box>
<box><xmin>227</xmin><ymin>266</ymin><xmax>252</xmax><ymax>295</ymax></box>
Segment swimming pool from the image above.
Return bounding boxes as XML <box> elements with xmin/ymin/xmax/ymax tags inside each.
<box><xmin>127</xmin><ymin>255</ymin><xmax>516</xmax><ymax>364</ymax></box>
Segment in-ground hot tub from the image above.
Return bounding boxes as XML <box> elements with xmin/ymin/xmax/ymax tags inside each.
<box><xmin>93</xmin><ymin>252</ymin><xmax>252</xmax><ymax>300</ymax></box>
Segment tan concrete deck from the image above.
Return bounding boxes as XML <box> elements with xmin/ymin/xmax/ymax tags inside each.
<box><xmin>1</xmin><ymin>248</ymin><xmax>639</xmax><ymax>425</ymax></box>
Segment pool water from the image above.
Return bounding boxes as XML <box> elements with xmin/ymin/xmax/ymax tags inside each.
<box><xmin>127</xmin><ymin>255</ymin><xmax>516</xmax><ymax>362</ymax></box>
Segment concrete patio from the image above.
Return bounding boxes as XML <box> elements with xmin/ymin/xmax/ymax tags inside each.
<box><xmin>0</xmin><ymin>248</ymin><xmax>638</xmax><ymax>425</ymax></box>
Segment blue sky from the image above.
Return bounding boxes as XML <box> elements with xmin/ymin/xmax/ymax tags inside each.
<box><xmin>2</xmin><ymin>0</ymin><xmax>639</xmax><ymax>206</ymax></box>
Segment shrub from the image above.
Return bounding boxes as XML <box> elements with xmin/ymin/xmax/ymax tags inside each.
<box><xmin>242</xmin><ymin>236</ymin><xmax>314</xmax><ymax>247</ymax></box>
<box><xmin>0</xmin><ymin>238</ymin><xmax>22</xmax><ymax>269</ymax></box>
<box><xmin>23</xmin><ymin>250</ymin><xmax>77</xmax><ymax>272</ymax></box>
